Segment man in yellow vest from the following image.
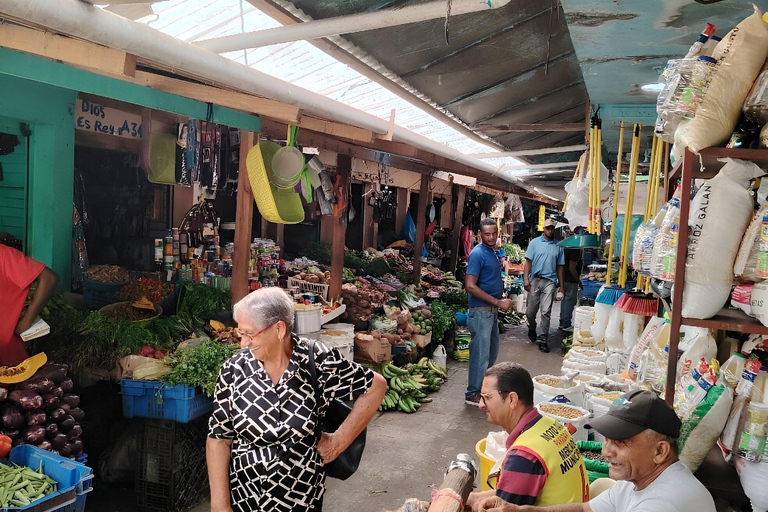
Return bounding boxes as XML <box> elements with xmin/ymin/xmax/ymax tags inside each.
<box><xmin>467</xmin><ymin>362</ymin><xmax>589</xmax><ymax>511</ymax></box>
<box><xmin>473</xmin><ymin>390</ymin><xmax>716</xmax><ymax>512</ymax></box>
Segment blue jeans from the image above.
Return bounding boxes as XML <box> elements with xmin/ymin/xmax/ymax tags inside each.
<box><xmin>466</xmin><ymin>308</ymin><xmax>499</xmax><ymax>399</ymax></box>
<box><xmin>559</xmin><ymin>282</ymin><xmax>579</xmax><ymax>329</ymax></box>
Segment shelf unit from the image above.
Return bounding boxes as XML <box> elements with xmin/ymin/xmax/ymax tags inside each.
<box><xmin>666</xmin><ymin>147</ymin><xmax>768</xmax><ymax>403</ymax></box>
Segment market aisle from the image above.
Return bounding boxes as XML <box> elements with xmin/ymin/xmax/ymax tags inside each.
<box><xmin>322</xmin><ymin>306</ymin><xmax>565</xmax><ymax>512</ymax></box>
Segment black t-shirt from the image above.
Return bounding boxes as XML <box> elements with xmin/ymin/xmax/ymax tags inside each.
<box><xmin>564</xmin><ymin>249</ymin><xmax>583</xmax><ymax>284</ymax></box>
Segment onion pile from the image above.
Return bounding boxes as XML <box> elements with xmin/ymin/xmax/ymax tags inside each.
<box><xmin>0</xmin><ymin>364</ymin><xmax>84</xmax><ymax>459</ymax></box>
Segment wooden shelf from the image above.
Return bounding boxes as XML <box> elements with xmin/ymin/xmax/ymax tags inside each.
<box><xmin>670</xmin><ymin>147</ymin><xmax>768</xmax><ymax>180</ymax></box>
<box><xmin>682</xmin><ymin>308</ymin><xmax>768</xmax><ymax>335</ymax></box>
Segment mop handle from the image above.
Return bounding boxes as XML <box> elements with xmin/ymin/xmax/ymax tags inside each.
<box><xmin>606</xmin><ymin>121</ymin><xmax>624</xmax><ymax>287</ymax></box>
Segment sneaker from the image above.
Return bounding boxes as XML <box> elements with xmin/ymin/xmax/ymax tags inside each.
<box><xmin>538</xmin><ymin>343</ymin><xmax>551</xmax><ymax>353</ymax></box>
<box><xmin>527</xmin><ymin>330</ymin><xmax>537</xmax><ymax>344</ymax></box>
<box><xmin>465</xmin><ymin>394</ymin><xmax>482</xmax><ymax>407</ymax></box>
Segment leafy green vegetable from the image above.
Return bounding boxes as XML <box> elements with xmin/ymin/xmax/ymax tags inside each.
<box><xmin>162</xmin><ymin>341</ymin><xmax>240</xmax><ymax>396</ymax></box>
<box><xmin>429</xmin><ymin>301</ymin><xmax>455</xmax><ymax>341</ymax></box>
<box><xmin>501</xmin><ymin>243</ymin><xmax>525</xmax><ymax>264</ymax></box>
<box><xmin>396</xmin><ymin>290</ymin><xmax>420</xmax><ymax>309</ymax></box>
<box><xmin>440</xmin><ymin>289</ymin><xmax>468</xmax><ymax>307</ymax></box>
<box><xmin>344</xmin><ymin>252</ymin><xmax>367</xmax><ymax>271</ymax></box>
<box><xmin>365</xmin><ymin>258</ymin><xmax>391</xmax><ymax>278</ymax></box>
<box><xmin>69</xmin><ymin>312</ymin><xmax>161</xmax><ymax>370</ymax></box>
<box><xmin>305</xmin><ymin>242</ymin><xmax>332</xmax><ymax>265</ymax></box>
<box><xmin>177</xmin><ymin>283</ymin><xmax>231</xmax><ymax>327</ymax></box>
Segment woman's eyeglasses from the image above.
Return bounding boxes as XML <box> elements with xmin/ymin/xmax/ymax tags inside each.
<box><xmin>236</xmin><ymin>322</ymin><xmax>276</xmax><ymax>340</ymax></box>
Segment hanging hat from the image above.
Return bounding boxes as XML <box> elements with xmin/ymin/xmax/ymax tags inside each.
<box><xmin>147</xmin><ymin>132</ymin><xmax>177</xmax><ymax>185</ymax></box>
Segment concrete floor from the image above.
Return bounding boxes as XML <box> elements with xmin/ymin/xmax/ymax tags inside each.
<box><xmin>166</xmin><ymin>304</ymin><xmax>566</xmax><ymax>512</ymax></box>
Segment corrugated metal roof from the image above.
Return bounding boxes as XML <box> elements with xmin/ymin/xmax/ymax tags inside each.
<box><xmin>128</xmin><ymin>0</ymin><xmax>529</xmax><ymax>171</ymax></box>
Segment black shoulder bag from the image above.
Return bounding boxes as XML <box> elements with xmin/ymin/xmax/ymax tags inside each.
<box><xmin>307</xmin><ymin>340</ymin><xmax>366</xmax><ymax>480</ymax></box>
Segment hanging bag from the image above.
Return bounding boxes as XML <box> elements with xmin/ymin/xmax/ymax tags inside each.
<box><xmin>307</xmin><ymin>340</ymin><xmax>367</xmax><ymax>480</ymax></box>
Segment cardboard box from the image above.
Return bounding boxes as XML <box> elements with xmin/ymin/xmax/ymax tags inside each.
<box><xmin>354</xmin><ymin>338</ymin><xmax>392</xmax><ymax>363</ymax></box>
<box><xmin>411</xmin><ymin>331</ymin><xmax>432</xmax><ymax>348</ymax></box>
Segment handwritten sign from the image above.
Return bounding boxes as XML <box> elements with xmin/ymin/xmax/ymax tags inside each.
<box><xmin>351</xmin><ymin>170</ymin><xmax>394</xmax><ymax>185</ymax></box>
<box><xmin>75</xmin><ymin>99</ymin><xmax>143</xmax><ymax>139</ymax></box>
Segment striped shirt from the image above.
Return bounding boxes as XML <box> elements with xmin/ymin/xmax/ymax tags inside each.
<box><xmin>495</xmin><ymin>408</ymin><xmax>548</xmax><ymax>506</ymax></box>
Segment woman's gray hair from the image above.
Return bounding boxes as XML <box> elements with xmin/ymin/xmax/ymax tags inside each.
<box><xmin>233</xmin><ymin>287</ymin><xmax>295</xmax><ymax>332</ymax></box>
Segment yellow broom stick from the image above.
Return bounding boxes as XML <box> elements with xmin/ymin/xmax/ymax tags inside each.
<box><xmin>588</xmin><ymin>126</ymin><xmax>596</xmax><ymax>233</ymax></box>
<box><xmin>619</xmin><ymin>124</ymin><xmax>642</xmax><ymax>287</ymax></box>
<box><xmin>606</xmin><ymin>121</ymin><xmax>625</xmax><ymax>287</ymax></box>
<box><xmin>596</xmin><ymin>124</ymin><xmax>603</xmax><ymax>234</ymax></box>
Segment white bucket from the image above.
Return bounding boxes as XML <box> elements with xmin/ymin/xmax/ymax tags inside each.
<box><xmin>323</xmin><ymin>322</ymin><xmax>355</xmax><ymax>335</ymax></box>
<box><xmin>319</xmin><ymin>329</ymin><xmax>354</xmax><ymax>362</ymax></box>
<box><xmin>295</xmin><ymin>307</ymin><xmax>322</xmax><ymax>334</ymax></box>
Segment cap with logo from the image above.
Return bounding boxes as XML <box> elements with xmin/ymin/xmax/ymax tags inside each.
<box><xmin>542</xmin><ymin>218</ymin><xmax>556</xmax><ymax>228</ymax></box>
<box><xmin>584</xmin><ymin>389</ymin><xmax>681</xmax><ymax>440</ymax></box>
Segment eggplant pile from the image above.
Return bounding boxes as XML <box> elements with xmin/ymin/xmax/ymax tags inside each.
<box><xmin>0</xmin><ymin>364</ymin><xmax>84</xmax><ymax>459</ymax></box>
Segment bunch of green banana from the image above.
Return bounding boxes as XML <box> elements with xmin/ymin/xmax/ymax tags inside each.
<box><xmin>397</xmin><ymin>395</ymin><xmax>421</xmax><ymax>413</ymax></box>
<box><xmin>379</xmin><ymin>389</ymin><xmax>401</xmax><ymax>411</ymax></box>
<box><xmin>389</xmin><ymin>375</ymin><xmax>424</xmax><ymax>393</ymax></box>
<box><xmin>381</xmin><ymin>362</ymin><xmax>409</xmax><ymax>379</ymax></box>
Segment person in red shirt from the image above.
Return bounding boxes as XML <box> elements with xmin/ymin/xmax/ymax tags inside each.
<box><xmin>0</xmin><ymin>238</ymin><xmax>59</xmax><ymax>366</ymax></box>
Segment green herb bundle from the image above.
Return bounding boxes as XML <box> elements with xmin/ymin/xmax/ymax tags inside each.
<box><xmin>162</xmin><ymin>341</ymin><xmax>240</xmax><ymax>396</ymax></box>
<box><xmin>429</xmin><ymin>301</ymin><xmax>455</xmax><ymax>341</ymax></box>
<box><xmin>177</xmin><ymin>283</ymin><xmax>231</xmax><ymax>326</ymax></box>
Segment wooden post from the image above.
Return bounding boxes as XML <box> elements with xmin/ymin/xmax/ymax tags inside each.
<box><xmin>427</xmin><ymin>462</ymin><xmax>475</xmax><ymax>512</ymax></box>
<box><xmin>449</xmin><ymin>185</ymin><xmax>467</xmax><ymax>273</ymax></box>
<box><xmin>320</xmin><ymin>215</ymin><xmax>334</xmax><ymax>243</ymax></box>
<box><xmin>395</xmin><ymin>186</ymin><xmax>409</xmax><ymax>238</ymax></box>
<box><xmin>275</xmin><ymin>223</ymin><xmax>285</xmax><ymax>254</ymax></box>
<box><xmin>231</xmin><ymin>131</ymin><xmax>257</xmax><ymax>305</ymax></box>
<box><xmin>412</xmin><ymin>173</ymin><xmax>430</xmax><ymax>282</ymax></box>
<box><xmin>260</xmin><ymin>216</ymin><xmax>269</xmax><ymax>239</ymax></box>
<box><xmin>329</xmin><ymin>154</ymin><xmax>351</xmax><ymax>300</ymax></box>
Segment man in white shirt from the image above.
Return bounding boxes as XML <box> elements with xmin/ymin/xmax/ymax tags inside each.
<box><xmin>475</xmin><ymin>390</ymin><xmax>716</xmax><ymax>512</ymax></box>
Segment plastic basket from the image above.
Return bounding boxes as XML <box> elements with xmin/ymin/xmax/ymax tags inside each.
<box><xmin>1</xmin><ymin>445</ymin><xmax>93</xmax><ymax>512</ymax></box>
<box><xmin>120</xmin><ymin>379</ymin><xmax>213</xmax><ymax>424</ymax></box>
<box><xmin>136</xmin><ymin>418</ymin><xmax>209</xmax><ymax>512</ymax></box>
<box><xmin>287</xmin><ymin>277</ymin><xmax>329</xmax><ymax>300</ymax></box>
<box><xmin>245</xmin><ymin>140</ymin><xmax>305</xmax><ymax>224</ymax></box>
<box><xmin>580</xmin><ymin>278</ymin><xmax>602</xmax><ymax>299</ymax></box>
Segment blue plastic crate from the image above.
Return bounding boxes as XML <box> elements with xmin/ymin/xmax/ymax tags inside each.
<box><xmin>1</xmin><ymin>445</ymin><xmax>92</xmax><ymax>512</ymax></box>
<box><xmin>121</xmin><ymin>379</ymin><xmax>213</xmax><ymax>423</ymax></box>
<box><xmin>580</xmin><ymin>278</ymin><xmax>602</xmax><ymax>299</ymax></box>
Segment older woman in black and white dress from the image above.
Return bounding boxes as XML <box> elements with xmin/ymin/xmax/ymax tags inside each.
<box><xmin>206</xmin><ymin>287</ymin><xmax>387</xmax><ymax>512</ymax></box>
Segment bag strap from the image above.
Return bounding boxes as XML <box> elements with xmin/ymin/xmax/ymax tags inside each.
<box><xmin>306</xmin><ymin>340</ymin><xmax>323</xmax><ymax>437</ymax></box>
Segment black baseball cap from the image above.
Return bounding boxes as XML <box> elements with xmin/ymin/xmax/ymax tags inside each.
<box><xmin>585</xmin><ymin>390</ymin><xmax>681</xmax><ymax>440</ymax></box>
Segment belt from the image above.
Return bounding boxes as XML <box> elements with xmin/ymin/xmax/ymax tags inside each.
<box><xmin>470</xmin><ymin>306</ymin><xmax>498</xmax><ymax>311</ymax></box>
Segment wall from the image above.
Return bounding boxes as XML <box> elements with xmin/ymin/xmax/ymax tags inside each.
<box><xmin>0</xmin><ymin>74</ymin><xmax>76</xmax><ymax>288</ymax></box>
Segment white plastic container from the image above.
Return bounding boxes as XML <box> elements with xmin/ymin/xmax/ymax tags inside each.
<box><xmin>294</xmin><ymin>306</ymin><xmax>322</xmax><ymax>334</ymax></box>
<box><xmin>319</xmin><ymin>328</ymin><xmax>354</xmax><ymax>362</ymax></box>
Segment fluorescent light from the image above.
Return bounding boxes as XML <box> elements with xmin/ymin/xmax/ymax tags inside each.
<box><xmin>641</xmin><ymin>83</ymin><xmax>664</xmax><ymax>92</ymax></box>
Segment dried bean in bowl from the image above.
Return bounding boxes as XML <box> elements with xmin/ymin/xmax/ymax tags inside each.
<box><xmin>539</xmin><ymin>403</ymin><xmax>584</xmax><ymax>420</ymax></box>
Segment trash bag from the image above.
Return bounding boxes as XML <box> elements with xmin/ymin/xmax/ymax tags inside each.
<box><xmin>402</xmin><ymin>212</ymin><xmax>416</xmax><ymax>244</ymax></box>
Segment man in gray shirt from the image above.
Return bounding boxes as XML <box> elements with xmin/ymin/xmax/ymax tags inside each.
<box><xmin>474</xmin><ymin>390</ymin><xmax>716</xmax><ymax>512</ymax></box>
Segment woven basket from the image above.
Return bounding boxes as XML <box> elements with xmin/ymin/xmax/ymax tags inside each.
<box><xmin>246</xmin><ymin>141</ymin><xmax>305</xmax><ymax>224</ymax></box>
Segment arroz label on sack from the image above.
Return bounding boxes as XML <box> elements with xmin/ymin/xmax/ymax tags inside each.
<box><xmin>687</xmin><ymin>183</ymin><xmax>712</xmax><ymax>263</ymax></box>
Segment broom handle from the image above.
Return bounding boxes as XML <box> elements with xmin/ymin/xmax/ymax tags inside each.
<box><xmin>562</xmin><ymin>155</ymin><xmax>583</xmax><ymax>213</ymax></box>
<box><xmin>620</xmin><ymin>124</ymin><xmax>641</xmax><ymax>287</ymax></box>
<box><xmin>588</xmin><ymin>126</ymin><xmax>595</xmax><ymax>233</ymax></box>
<box><xmin>638</xmin><ymin>136</ymin><xmax>659</xmax><ymax>290</ymax></box>
<box><xmin>606</xmin><ymin>121</ymin><xmax>624</xmax><ymax>287</ymax></box>
<box><xmin>644</xmin><ymin>136</ymin><xmax>665</xmax><ymax>294</ymax></box>
<box><xmin>596</xmin><ymin>124</ymin><xmax>603</xmax><ymax>235</ymax></box>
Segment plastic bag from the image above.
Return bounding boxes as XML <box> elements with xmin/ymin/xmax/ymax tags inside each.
<box><xmin>604</xmin><ymin>308</ymin><xmax>624</xmax><ymax>351</ymax></box>
<box><xmin>564</xmin><ymin>177</ymin><xmax>589</xmax><ymax>229</ymax></box>
<box><xmin>734</xmin><ymin>204</ymin><xmax>768</xmax><ymax>282</ymax></box>
<box><xmin>485</xmin><ymin>430</ymin><xmax>509</xmax><ymax>463</ymax></box>
<box><xmin>744</xmin><ymin>60</ymin><xmax>768</xmax><ymax>125</ymax></box>
<box><xmin>677</xmin><ymin>326</ymin><xmax>717</xmax><ymax>382</ymax></box>
<box><xmin>651</xmin><ymin>197</ymin><xmax>681</xmax><ymax>282</ymax></box>
<box><xmin>720</xmin><ymin>359</ymin><xmax>763</xmax><ymax>459</ymax></box>
<box><xmin>574</xmin><ymin>307</ymin><xmax>594</xmax><ymax>333</ymax></box>
<box><xmin>751</xmin><ymin>282</ymin><xmax>768</xmax><ymax>326</ymax></box>
<box><xmin>735</xmin><ymin>456</ymin><xmax>768</xmax><ymax>512</ymax></box>
<box><xmin>679</xmin><ymin>380</ymin><xmax>733</xmax><ymax>472</ymax></box>
<box><xmin>402</xmin><ymin>212</ymin><xmax>416</xmax><ymax>243</ymax></box>
<box><xmin>681</xmin><ymin>159</ymin><xmax>762</xmax><ymax>318</ymax></box>
<box><xmin>732</xmin><ymin>283</ymin><xmax>755</xmax><ymax>316</ymax></box>
<box><xmin>590</xmin><ymin>301</ymin><xmax>612</xmax><ymax>343</ymax></box>
<box><xmin>432</xmin><ymin>344</ymin><xmax>447</xmax><ymax>369</ymax></box>
<box><xmin>533</xmin><ymin>374</ymin><xmax>585</xmax><ymax>407</ymax></box>
<box><xmin>678</xmin><ymin>7</ymin><xmax>768</xmax><ymax>153</ymax></box>
<box><xmin>632</xmin><ymin>221</ymin><xmax>659</xmax><ymax>278</ymax></box>
<box><xmin>626</xmin><ymin>317</ymin><xmax>667</xmax><ymax>381</ymax></box>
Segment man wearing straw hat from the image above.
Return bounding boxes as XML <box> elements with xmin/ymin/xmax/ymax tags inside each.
<box><xmin>524</xmin><ymin>218</ymin><xmax>565</xmax><ymax>353</ymax></box>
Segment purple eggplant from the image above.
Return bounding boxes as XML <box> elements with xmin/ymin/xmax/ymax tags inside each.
<box><xmin>67</xmin><ymin>424</ymin><xmax>82</xmax><ymax>440</ymax></box>
<box><xmin>37</xmin><ymin>440</ymin><xmax>52</xmax><ymax>451</ymax></box>
<box><xmin>66</xmin><ymin>439</ymin><xmax>83</xmax><ymax>456</ymax></box>
<box><xmin>2</xmin><ymin>404</ymin><xmax>24</xmax><ymax>429</ymax></box>
<box><xmin>8</xmin><ymin>390</ymin><xmax>43</xmax><ymax>411</ymax></box>
<box><xmin>59</xmin><ymin>379</ymin><xmax>73</xmax><ymax>393</ymax></box>
<box><xmin>0</xmin><ymin>387</ymin><xmax>7</xmax><ymax>402</ymax></box>
<box><xmin>33</xmin><ymin>364</ymin><xmax>69</xmax><ymax>384</ymax></box>
<box><xmin>51</xmin><ymin>433</ymin><xmax>68</xmax><ymax>450</ymax></box>
<box><xmin>18</xmin><ymin>377</ymin><xmax>54</xmax><ymax>395</ymax></box>
<box><xmin>61</xmin><ymin>394</ymin><xmax>80</xmax><ymax>408</ymax></box>
<box><xmin>0</xmin><ymin>429</ymin><xmax>19</xmax><ymax>440</ymax></box>
<box><xmin>50</xmin><ymin>387</ymin><xmax>63</xmax><ymax>398</ymax></box>
<box><xmin>70</xmin><ymin>408</ymin><xmax>85</xmax><ymax>422</ymax></box>
<box><xmin>60</xmin><ymin>403</ymin><xmax>71</xmax><ymax>415</ymax></box>
<box><xmin>41</xmin><ymin>393</ymin><xmax>60</xmax><ymax>411</ymax></box>
<box><xmin>58</xmin><ymin>416</ymin><xmax>75</xmax><ymax>433</ymax></box>
<box><xmin>26</xmin><ymin>411</ymin><xmax>47</xmax><ymax>426</ymax></box>
<box><xmin>22</xmin><ymin>425</ymin><xmax>46</xmax><ymax>445</ymax></box>
<box><xmin>43</xmin><ymin>421</ymin><xmax>58</xmax><ymax>438</ymax></box>
<box><xmin>48</xmin><ymin>408</ymin><xmax>66</xmax><ymax>423</ymax></box>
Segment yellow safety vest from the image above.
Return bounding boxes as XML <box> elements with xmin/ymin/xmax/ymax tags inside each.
<box><xmin>497</xmin><ymin>415</ymin><xmax>590</xmax><ymax>506</ymax></box>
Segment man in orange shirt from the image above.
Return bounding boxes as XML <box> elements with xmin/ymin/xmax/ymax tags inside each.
<box><xmin>0</xmin><ymin>237</ymin><xmax>58</xmax><ymax>366</ymax></box>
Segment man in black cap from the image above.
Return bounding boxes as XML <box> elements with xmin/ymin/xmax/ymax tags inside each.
<box><xmin>474</xmin><ymin>390</ymin><xmax>716</xmax><ymax>512</ymax></box>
